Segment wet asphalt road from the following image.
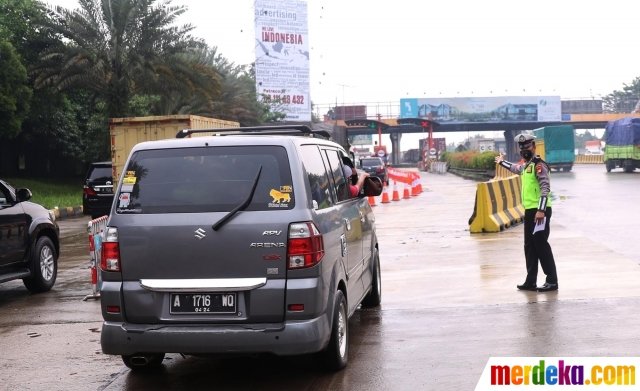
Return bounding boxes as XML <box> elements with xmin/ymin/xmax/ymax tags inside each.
<box><xmin>1</xmin><ymin>164</ymin><xmax>639</xmax><ymax>390</ymax></box>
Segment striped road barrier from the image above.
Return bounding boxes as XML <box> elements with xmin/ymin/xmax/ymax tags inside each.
<box><xmin>83</xmin><ymin>215</ymin><xmax>108</xmax><ymax>301</ymax></box>
<box><xmin>575</xmin><ymin>154</ymin><xmax>604</xmax><ymax>164</ymax></box>
<box><xmin>469</xmin><ymin>175</ymin><xmax>524</xmax><ymax>233</ymax></box>
<box><xmin>429</xmin><ymin>161</ymin><xmax>448</xmax><ymax>174</ymax></box>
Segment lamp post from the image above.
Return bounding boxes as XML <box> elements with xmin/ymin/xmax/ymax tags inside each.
<box><xmin>376</xmin><ymin>113</ymin><xmax>382</xmax><ymax>147</ymax></box>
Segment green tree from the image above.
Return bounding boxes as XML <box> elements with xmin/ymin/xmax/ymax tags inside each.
<box><xmin>0</xmin><ymin>40</ymin><xmax>32</xmax><ymax>138</ymax></box>
<box><xmin>208</xmin><ymin>49</ymin><xmax>285</xmax><ymax>125</ymax></box>
<box><xmin>0</xmin><ymin>0</ymin><xmax>47</xmax><ymax>57</ymax></box>
<box><xmin>34</xmin><ymin>0</ymin><xmax>212</xmax><ymax>118</ymax></box>
<box><xmin>0</xmin><ymin>0</ymin><xmax>99</xmax><ymax>164</ymax></box>
<box><xmin>603</xmin><ymin>77</ymin><xmax>640</xmax><ymax>113</ymax></box>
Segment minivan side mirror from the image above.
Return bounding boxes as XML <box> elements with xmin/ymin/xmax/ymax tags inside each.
<box><xmin>16</xmin><ymin>188</ymin><xmax>32</xmax><ymax>202</ymax></box>
<box><xmin>362</xmin><ymin>176</ymin><xmax>383</xmax><ymax>197</ymax></box>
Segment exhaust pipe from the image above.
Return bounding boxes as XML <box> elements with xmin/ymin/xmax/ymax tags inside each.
<box><xmin>129</xmin><ymin>356</ymin><xmax>150</xmax><ymax>366</ymax></box>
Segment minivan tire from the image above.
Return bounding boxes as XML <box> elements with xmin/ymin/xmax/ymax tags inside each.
<box><xmin>321</xmin><ymin>290</ymin><xmax>348</xmax><ymax>371</ymax></box>
<box><xmin>362</xmin><ymin>249</ymin><xmax>381</xmax><ymax>308</ymax></box>
<box><xmin>122</xmin><ymin>353</ymin><xmax>165</xmax><ymax>370</ymax></box>
<box><xmin>23</xmin><ymin>236</ymin><xmax>57</xmax><ymax>293</ymax></box>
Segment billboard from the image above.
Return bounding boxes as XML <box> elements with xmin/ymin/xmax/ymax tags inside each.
<box><xmin>400</xmin><ymin>96</ymin><xmax>561</xmax><ymax>122</ymax></box>
<box><xmin>333</xmin><ymin>105</ymin><xmax>367</xmax><ymax>120</ymax></box>
<box><xmin>255</xmin><ymin>0</ymin><xmax>311</xmax><ymax>122</ymax></box>
<box><xmin>349</xmin><ymin>134</ymin><xmax>373</xmax><ymax>145</ymax></box>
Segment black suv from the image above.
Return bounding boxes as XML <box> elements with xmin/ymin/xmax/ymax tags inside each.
<box><xmin>83</xmin><ymin>161</ymin><xmax>114</xmax><ymax>219</ymax></box>
<box><xmin>360</xmin><ymin>157</ymin><xmax>388</xmax><ymax>185</ymax></box>
<box><xmin>0</xmin><ymin>179</ymin><xmax>60</xmax><ymax>292</ymax></box>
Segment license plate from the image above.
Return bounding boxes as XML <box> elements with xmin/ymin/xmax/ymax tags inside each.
<box><xmin>170</xmin><ymin>293</ymin><xmax>237</xmax><ymax>314</ymax></box>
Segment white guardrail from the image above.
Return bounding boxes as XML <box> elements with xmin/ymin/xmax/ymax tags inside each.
<box><xmin>83</xmin><ymin>215</ymin><xmax>108</xmax><ymax>301</ymax></box>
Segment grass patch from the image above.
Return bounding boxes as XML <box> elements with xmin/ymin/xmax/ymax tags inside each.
<box><xmin>4</xmin><ymin>177</ymin><xmax>82</xmax><ymax>210</ymax></box>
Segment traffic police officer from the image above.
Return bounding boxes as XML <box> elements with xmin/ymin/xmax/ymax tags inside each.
<box><xmin>495</xmin><ymin>134</ymin><xmax>558</xmax><ymax>292</ymax></box>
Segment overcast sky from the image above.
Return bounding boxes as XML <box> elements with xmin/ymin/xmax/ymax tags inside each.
<box><xmin>48</xmin><ymin>0</ymin><xmax>637</xmax><ymax>146</ymax></box>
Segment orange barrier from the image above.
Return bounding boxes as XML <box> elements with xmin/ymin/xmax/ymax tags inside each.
<box><xmin>387</xmin><ymin>168</ymin><xmax>415</xmax><ymax>185</ymax></box>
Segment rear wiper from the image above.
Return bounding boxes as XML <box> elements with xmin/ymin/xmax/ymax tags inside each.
<box><xmin>212</xmin><ymin>165</ymin><xmax>263</xmax><ymax>231</ymax></box>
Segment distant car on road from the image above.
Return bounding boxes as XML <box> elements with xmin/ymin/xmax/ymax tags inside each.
<box><xmin>0</xmin><ymin>179</ymin><xmax>60</xmax><ymax>292</ymax></box>
<box><xmin>359</xmin><ymin>157</ymin><xmax>388</xmax><ymax>185</ymax></box>
<box><xmin>83</xmin><ymin>161</ymin><xmax>114</xmax><ymax>219</ymax></box>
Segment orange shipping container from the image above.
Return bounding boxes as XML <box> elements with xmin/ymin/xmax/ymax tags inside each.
<box><xmin>109</xmin><ymin>115</ymin><xmax>239</xmax><ymax>186</ymax></box>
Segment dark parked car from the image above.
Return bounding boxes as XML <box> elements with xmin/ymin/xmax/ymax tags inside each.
<box><xmin>0</xmin><ymin>179</ymin><xmax>60</xmax><ymax>292</ymax></box>
<box><xmin>360</xmin><ymin>157</ymin><xmax>388</xmax><ymax>185</ymax></box>
<box><xmin>83</xmin><ymin>161</ymin><xmax>114</xmax><ymax>219</ymax></box>
<box><xmin>99</xmin><ymin>125</ymin><xmax>383</xmax><ymax>371</ymax></box>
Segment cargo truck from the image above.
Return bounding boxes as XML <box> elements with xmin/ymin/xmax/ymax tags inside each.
<box><xmin>533</xmin><ymin>125</ymin><xmax>575</xmax><ymax>172</ymax></box>
<box><xmin>603</xmin><ymin>117</ymin><xmax>640</xmax><ymax>173</ymax></box>
<box><xmin>109</xmin><ymin>115</ymin><xmax>239</xmax><ymax>186</ymax></box>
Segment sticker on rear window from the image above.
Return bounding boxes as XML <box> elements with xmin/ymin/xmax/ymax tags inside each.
<box><xmin>121</xmin><ymin>184</ymin><xmax>134</xmax><ymax>192</ymax></box>
<box><xmin>123</xmin><ymin>176</ymin><xmax>136</xmax><ymax>185</ymax></box>
<box><xmin>268</xmin><ymin>186</ymin><xmax>292</xmax><ymax>207</ymax></box>
<box><xmin>118</xmin><ymin>192</ymin><xmax>131</xmax><ymax>208</ymax></box>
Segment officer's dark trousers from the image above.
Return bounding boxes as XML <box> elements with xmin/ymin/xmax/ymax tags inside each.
<box><xmin>523</xmin><ymin>208</ymin><xmax>558</xmax><ymax>285</ymax></box>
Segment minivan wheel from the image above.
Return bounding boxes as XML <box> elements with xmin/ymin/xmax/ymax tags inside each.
<box><xmin>23</xmin><ymin>236</ymin><xmax>57</xmax><ymax>293</ymax></box>
<box><xmin>362</xmin><ymin>249</ymin><xmax>381</xmax><ymax>307</ymax></box>
<box><xmin>122</xmin><ymin>353</ymin><xmax>165</xmax><ymax>370</ymax></box>
<box><xmin>321</xmin><ymin>290</ymin><xmax>348</xmax><ymax>371</ymax></box>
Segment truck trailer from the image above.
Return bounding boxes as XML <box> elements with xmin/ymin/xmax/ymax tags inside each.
<box><xmin>533</xmin><ymin>125</ymin><xmax>575</xmax><ymax>172</ymax></box>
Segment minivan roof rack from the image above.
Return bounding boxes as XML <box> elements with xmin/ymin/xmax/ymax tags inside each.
<box><xmin>176</xmin><ymin>125</ymin><xmax>331</xmax><ymax>139</ymax></box>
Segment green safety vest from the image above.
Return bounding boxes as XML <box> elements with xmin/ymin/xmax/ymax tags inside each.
<box><xmin>521</xmin><ymin>162</ymin><xmax>552</xmax><ymax>209</ymax></box>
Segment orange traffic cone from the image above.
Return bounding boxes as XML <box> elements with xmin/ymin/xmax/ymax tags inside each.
<box><xmin>403</xmin><ymin>184</ymin><xmax>411</xmax><ymax>199</ymax></box>
<box><xmin>381</xmin><ymin>189</ymin><xmax>390</xmax><ymax>204</ymax></box>
<box><xmin>368</xmin><ymin>195</ymin><xmax>376</xmax><ymax>206</ymax></box>
<box><xmin>391</xmin><ymin>182</ymin><xmax>401</xmax><ymax>201</ymax></box>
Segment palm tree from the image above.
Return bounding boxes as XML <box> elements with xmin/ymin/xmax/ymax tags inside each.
<box><xmin>33</xmin><ymin>0</ymin><xmax>218</xmax><ymax>118</ymax></box>
<box><xmin>195</xmin><ymin>46</ymin><xmax>285</xmax><ymax>125</ymax></box>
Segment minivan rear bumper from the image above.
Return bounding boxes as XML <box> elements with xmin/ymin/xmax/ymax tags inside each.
<box><xmin>100</xmin><ymin>316</ymin><xmax>331</xmax><ymax>356</ymax></box>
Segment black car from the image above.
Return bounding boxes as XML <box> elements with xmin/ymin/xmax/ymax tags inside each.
<box><xmin>0</xmin><ymin>179</ymin><xmax>60</xmax><ymax>292</ymax></box>
<box><xmin>360</xmin><ymin>157</ymin><xmax>388</xmax><ymax>185</ymax></box>
<box><xmin>83</xmin><ymin>161</ymin><xmax>114</xmax><ymax>219</ymax></box>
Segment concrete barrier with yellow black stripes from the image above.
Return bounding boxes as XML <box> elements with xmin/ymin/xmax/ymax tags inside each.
<box><xmin>468</xmin><ymin>175</ymin><xmax>524</xmax><ymax>233</ymax></box>
<box><xmin>575</xmin><ymin>154</ymin><xmax>604</xmax><ymax>164</ymax></box>
<box><xmin>493</xmin><ymin>164</ymin><xmax>514</xmax><ymax>179</ymax></box>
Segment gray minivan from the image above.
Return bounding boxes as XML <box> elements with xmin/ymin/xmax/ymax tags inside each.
<box><xmin>99</xmin><ymin>126</ymin><xmax>383</xmax><ymax>371</ymax></box>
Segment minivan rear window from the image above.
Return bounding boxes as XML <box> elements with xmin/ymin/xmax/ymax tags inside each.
<box><xmin>116</xmin><ymin>146</ymin><xmax>294</xmax><ymax>214</ymax></box>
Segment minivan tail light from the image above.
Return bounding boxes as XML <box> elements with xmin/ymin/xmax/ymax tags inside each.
<box><xmin>100</xmin><ymin>227</ymin><xmax>121</xmax><ymax>272</ymax></box>
<box><xmin>287</xmin><ymin>222</ymin><xmax>324</xmax><ymax>269</ymax></box>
